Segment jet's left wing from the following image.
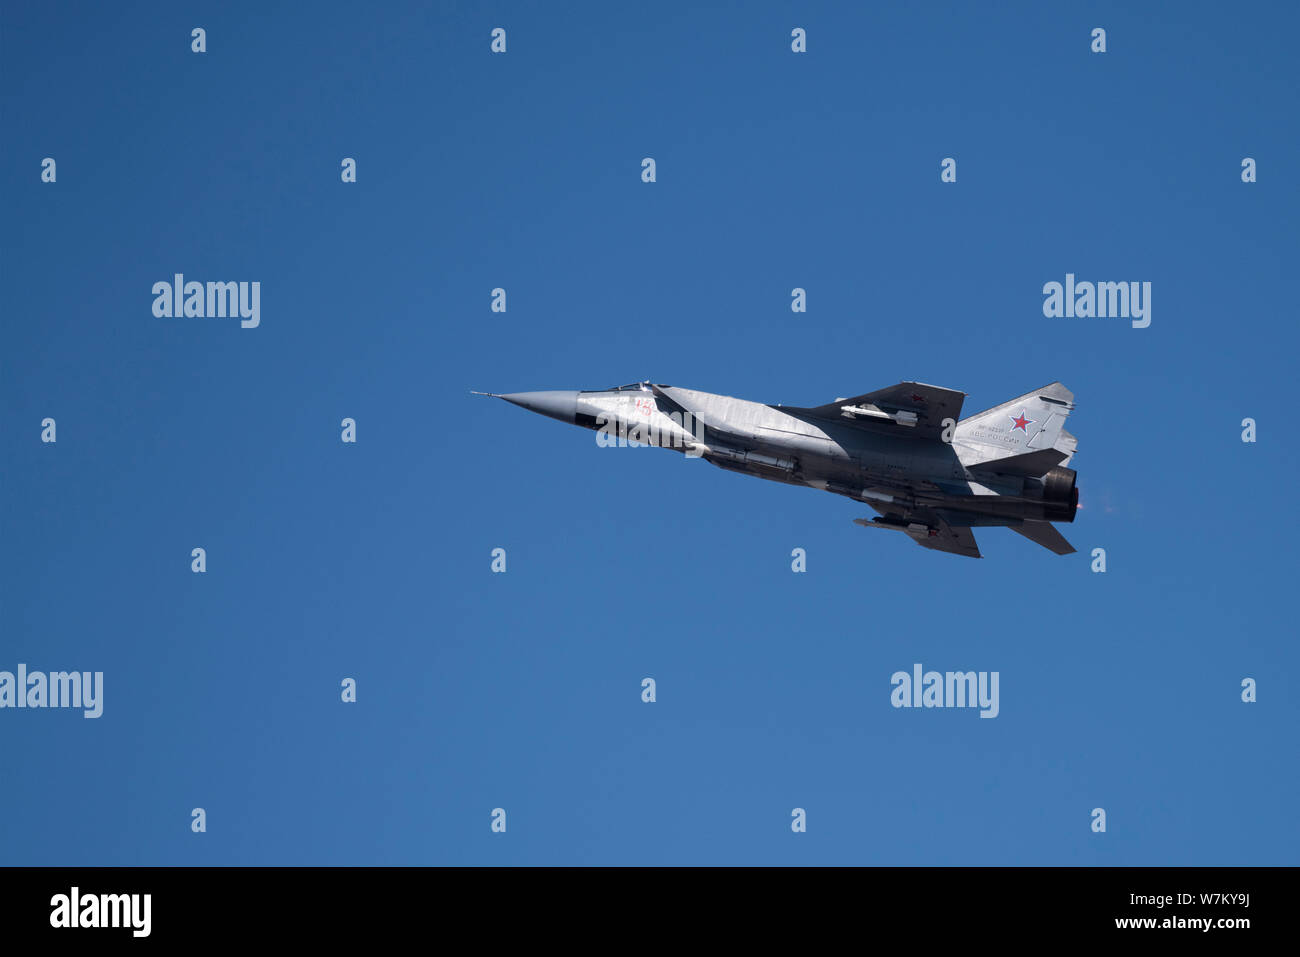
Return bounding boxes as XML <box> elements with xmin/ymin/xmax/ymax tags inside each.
<box><xmin>856</xmin><ymin>505</ymin><xmax>982</xmax><ymax>558</ymax></box>
<box><xmin>788</xmin><ymin>382</ymin><xmax>966</xmax><ymax>441</ymax></box>
<box><xmin>911</xmin><ymin>510</ymin><xmax>981</xmax><ymax>558</ymax></box>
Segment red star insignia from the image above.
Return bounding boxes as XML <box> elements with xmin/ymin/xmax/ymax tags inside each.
<box><xmin>910</xmin><ymin>393</ymin><xmax>925</xmax><ymax>403</ymax></box>
<box><xmin>1009</xmin><ymin>410</ymin><xmax>1034</xmax><ymax>432</ymax></box>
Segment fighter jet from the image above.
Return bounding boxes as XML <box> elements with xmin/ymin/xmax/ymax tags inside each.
<box><xmin>474</xmin><ymin>380</ymin><xmax>1080</xmax><ymax>558</ymax></box>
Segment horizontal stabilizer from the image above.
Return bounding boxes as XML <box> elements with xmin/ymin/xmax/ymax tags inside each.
<box><xmin>972</xmin><ymin>447</ymin><xmax>1068</xmax><ymax>477</ymax></box>
<box><xmin>1009</xmin><ymin>521</ymin><xmax>1075</xmax><ymax>555</ymax></box>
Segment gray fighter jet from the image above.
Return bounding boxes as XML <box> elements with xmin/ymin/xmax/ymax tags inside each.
<box><xmin>475</xmin><ymin>380</ymin><xmax>1080</xmax><ymax>558</ymax></box>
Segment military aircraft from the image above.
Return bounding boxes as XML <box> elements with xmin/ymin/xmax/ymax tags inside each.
<box><xmin>474</xmin><ymin>380</ymin><xmax>1080</xmax><ymax>558</ymax></box>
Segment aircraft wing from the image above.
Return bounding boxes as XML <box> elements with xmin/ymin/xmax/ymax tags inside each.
<box><xmin>859</xmin><ymin>504</ymin><xmax>983</xmax><ymax>558</ymax></box>
<box><xmin>912</xmin><ymin>512</ymin><xmax>981</xmax><ymax>558</ymax></box>
<box><xmin>788</xmin><ymin>382</ymin><xmax>966</xmax><ymax>441</ymax></box>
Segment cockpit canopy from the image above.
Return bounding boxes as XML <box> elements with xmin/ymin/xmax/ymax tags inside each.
<box><xmin>582</xmin><ymin>381</ymin><xmax>658</xmax><ymax>394</ymax></box>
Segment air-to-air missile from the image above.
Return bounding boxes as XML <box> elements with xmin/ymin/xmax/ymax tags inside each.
<box><xmin>474</xmin><ymin>380</ymin><xmax>1079</xmax><ymax>558</ymax></box>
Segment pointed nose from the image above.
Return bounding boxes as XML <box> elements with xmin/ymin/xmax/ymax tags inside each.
<box><xmin>499</xmin><ymin>391</ymin><xmax>578</xmax><ymax>425</ymax></box>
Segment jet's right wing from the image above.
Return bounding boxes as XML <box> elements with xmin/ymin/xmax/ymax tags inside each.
<box><xmin>787</xmin><ymin>382</ymin><xmax>966</xmax><ymax>442</ymax></box>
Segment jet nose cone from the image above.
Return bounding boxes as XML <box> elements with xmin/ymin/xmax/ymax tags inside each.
<box><xmin>499</xmin><ymin>390</ymin><xmax>578</xmax><ymax>425</ymax></box>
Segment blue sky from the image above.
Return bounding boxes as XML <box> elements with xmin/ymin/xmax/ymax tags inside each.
<box><xmin>2</xmin><ymin>1</ymin><xmax>1296</xmax><ymax>865</ymax></box>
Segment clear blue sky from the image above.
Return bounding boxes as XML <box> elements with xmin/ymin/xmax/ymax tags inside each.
<box><xmin>2</xmin><ymin>1</ymin><xmax>1296</xmax><ymax>865</ymax></box>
